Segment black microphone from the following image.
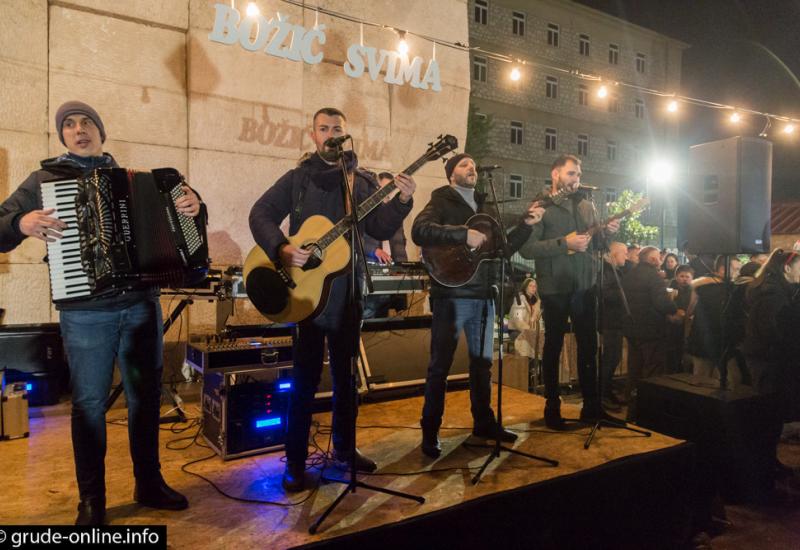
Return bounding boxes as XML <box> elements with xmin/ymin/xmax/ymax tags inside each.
<box><xmin>477</xmin><ymin>164</ymin><xmax>501</xmax><ymax>172</ymax></box>
<box><xmin>324</xmin><ymin>134</ymin><xmax>352</xmax><ymax>148</ymax></box>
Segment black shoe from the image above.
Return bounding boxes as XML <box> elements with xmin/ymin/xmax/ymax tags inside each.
<box><xmin>75</xmin><ymin>499</ymin><xmax>105</xmax><ymax>526</ymax></box>
<box><xmin>420</xmin><ymin>418</ymin><xmax>442</xmax><ymax>458</ymax></box>
<box><xmin>472</xmin><ymin>423</ymin><xmax>518</xmax><ymax>443</ymax></box>
<box><xmin>333</xmin><ymin>447</ymin><xmax>378</xmax><ymax>473</ymax></box>
<box><xmin>544</xmin><ymin>399</ymin><xmax>567</xmax><ymax>431</ymax></box>
<box><xmin>282</xmin><ymin>461</ymin><xmax>306</xmax><ymax>493</ymax></box>
<box><xmin>134</xmin><ymin>476</ymin><xmax>188</xmax><ymax>510</ymax></box>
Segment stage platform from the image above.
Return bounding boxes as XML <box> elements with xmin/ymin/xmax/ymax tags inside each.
<box><xmin>1</xmin><ymin>386</ymin><xmax>694</xmax><ymax>548</ymax></box>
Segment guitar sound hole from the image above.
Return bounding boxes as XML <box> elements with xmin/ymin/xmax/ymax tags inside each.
<box><xmin>302</xmin><ymin>243</ymin><xmax>322</xmax><ymax>271</ymax></box>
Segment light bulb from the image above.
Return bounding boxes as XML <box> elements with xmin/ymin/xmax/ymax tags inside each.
<box><xmin>667</xmin><ymin>100</ymin><xmax>678</xmax><ymax>113</ymax></box>
<box><xmin>597</xmin><ymin>85</ymin><xmax>608</xmax><ymax>98</ymax></box>
<box><xmin>246</xmin><ymin>2</ymin><xmax>260</xmax><ymax>17</ymax></box>
<box><xmin>510</xmin><ymin>67</ymin><xmax>521</xmax><ymax>81</ymax></box>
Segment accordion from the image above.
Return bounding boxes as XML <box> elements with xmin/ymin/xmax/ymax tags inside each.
<box><xmin>41</xmin><ymin>167</ymin><xmax>210</xmax><ymax>303</ymax></box>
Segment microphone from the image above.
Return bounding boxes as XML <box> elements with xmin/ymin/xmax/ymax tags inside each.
<box><xmin>324</xmin><ymin>134</ymin><xmax>352</xmax><ymax>148</ymax></box>
<box><xmin>578</xmin><ymin>184</ymin><xmax>599</xmax><ymax>191</ymax></box>
<box><xmin>477</xmin><ymin>164</ymin><xmax>501</xmax><ymax>172</ymax></box>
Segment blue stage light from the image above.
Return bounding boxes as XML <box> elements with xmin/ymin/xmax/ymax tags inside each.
<box><xmin>26</xmin><ymin>383</ymin><xmax>33</xmax><ymax>391</ymax></box>
<box><xmin>255</xmin><ymin>417</ymin><xmax>282</xmax><ymax>429</ymax></box>
<box><xmin>278</xmin><ymin>382</ymin><xmax>292</xmax><ymax>390</ymax></box>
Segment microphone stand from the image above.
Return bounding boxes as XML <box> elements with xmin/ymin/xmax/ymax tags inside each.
<box><xmin>309</xmin><ymin>141</ymin><xmax>423</xmax><ymax>534</ymax></box>
<box><xmin>464</xmin><ymin>168</ymin><xmax>558</xmax><ymax>485</ymax></box>
<box><xmin>581</xmin><ymin>190</ymin><xmax>651</xmax><ymax>449</ymax></box>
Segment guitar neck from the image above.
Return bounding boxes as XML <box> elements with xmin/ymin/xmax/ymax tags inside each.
<box><xmin>317</xmin><ymin>156</ymin><xmax>427</xmax><ymax>250</ymax></box>
<box><xmin>584</xmin><ymin>208</ymin><xmax>633</xmax><ymax>238</ymax></box>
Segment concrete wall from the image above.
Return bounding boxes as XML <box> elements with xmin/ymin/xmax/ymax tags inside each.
<box><xmin>0</xmin><ymin>1</ymin><xmax>470</xmax><ymax>343</ymax></box>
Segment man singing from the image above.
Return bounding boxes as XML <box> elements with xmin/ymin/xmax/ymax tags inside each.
<box><xmin>249</xmin><ymin>108</ymin><xmax>415</xmax><ymax>490</ymax></box>
<box><xmin>412</xmin><ymin>153</ymin><xmax>544</xmax><ymax>457</ymax></box>
<box><xmin>519</xmin><ymin>154</ymin><xmax>619</xmax><ymax>430</ymax></box>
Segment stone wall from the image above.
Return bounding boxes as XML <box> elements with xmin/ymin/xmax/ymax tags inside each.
<box><xmin>0</xmin><ymin>1</ymin><xmax>470</xmax><ymax>350</ymax></box>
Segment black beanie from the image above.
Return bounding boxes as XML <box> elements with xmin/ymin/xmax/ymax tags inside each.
<box><xmin>444</xmin><ymin>153</ymin><xmax>473</xmax><ymax>181</ymax></box>
<box><xmin>55</xmin><ymin>101</ymin><xmax>106</xmax><ymax>145</ymax></box>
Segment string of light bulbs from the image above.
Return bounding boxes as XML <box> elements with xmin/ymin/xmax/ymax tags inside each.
<box><xmin>230</xmin><ymin>0</ymin><xmax>799</xmax><ymax>134</ymax></box>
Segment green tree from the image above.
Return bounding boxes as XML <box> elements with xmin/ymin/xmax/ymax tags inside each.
<box><xmin>464</xmin><ymin>103</ymin><xmax>494</xmax><ymax>163</ymax></box>
<box><xmin>606</xmin><ymin>189</ymin><xmax>659</xmax><ymax>245</ymax></box>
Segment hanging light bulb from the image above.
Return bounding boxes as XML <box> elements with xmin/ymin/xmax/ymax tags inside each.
<box><xmin>398</xmin><ymin>31</ymin><xmax>409</xmax><ymax>55</ymax></box>
<box><xmin>245</xmin><ymin>1</ymin><xmax>260</xmax><ymax>17</ymax></box>
<box><xmin>730</xmin><ymin>111</ymin><xmax>741</xmax><ymax>123</ymax></box>
<box><xmin>783</xmin><ymin>123</ymin><xmax>795</xmax><ymax>134</ymax></box>
<box><xmin>597</xmin><ymin>85</ymin><xmax>608</xmax><ymax>98</ymax></box>
<box><xmin>667</xmin><ymin>100</ymin><xmax>678</xmax><ymax>113</ymax></box>
<box><xmin>510</xmin><ymin>67</ymin><xmax>521</xmax><ymax>81</ymax></box>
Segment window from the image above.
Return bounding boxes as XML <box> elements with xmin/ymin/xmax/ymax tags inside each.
<box><xmin>607</xmin><ymin>140</ymin><xmax>617</xmax><ymax>161</ymax></box>
<box><xmin>512</xmin><ymin>11</ymin><xmax>525</xmax><ymax>36</ymax></box>
<box><xmin>545</xmin><ymin>128</ymin><xmax>557</xmax><ymax>151</ymax></box>
<box><xmin>635</xmin><ymin>99</ymin><xmax>645</xmax><ymax>119</ymax></box>
<box><xmin>510</xmin><ymin>120</ymin><xmax>523</xmax><ymax>145</ymax></box>
<box><xmin>636</xmin><ymin>53</ymin><xmax>646</xmax><ymax>73</ymax></box>
<box><xmin>608</xmin><ymin>43</ymin><xmax>619</xmax><ymax>65</ymax></box>
<box><xmin>578</xmin><ymin>84</ymin><xmax>588</xmax><ymax>106</ymax></box>
<box><xmin>579</xmin><ymin>34</ymin><xmax>590</xmax><ymax>56</ymax></box>
<box><xmin>473</xmin><ymin>56</ymin><xmax>487</xmax><ymax>82</ymax></box>
<box><xmin>547</xmin><ymin>23</ymin><xmax>559</xmax><ymax>47</ymax></box>
<box><xmin>545</xmin><ymin>76</ymin><xmax>558</xmax><ymax>99</ymax></box>
<box><xmin>474</xmin><ymin>0</ymin><xmax>488</xmax><ymax>25</ymax></box>
<box><xmin>608</xmin><ymin>94</ymin><xmax>619</xmax><ymax>113</ymax></box>
<box><xmin>509</xmin><ymin>174</ymin><xmax>523</xmax><ymax>199</ymax></box>
<box><xmin>604</xmin><ymin>187</ymin><xmax>618</xmax><ymax>205</ymax></box>
<box><xmin>577</xmin><ymin>134</ymin><xmax>589</xmax><ymax>156</ymax></box>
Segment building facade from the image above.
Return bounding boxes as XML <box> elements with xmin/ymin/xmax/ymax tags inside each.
<box><xmin>468</xmin><ymin>0</ymin><xmax>687</xmax><ymax>248</ymax></box>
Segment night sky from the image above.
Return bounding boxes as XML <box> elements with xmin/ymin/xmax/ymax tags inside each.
<box><xmin>576</xmin><ymin>0</ymin><xmax>800</xmax><ymax>200</ymax></box>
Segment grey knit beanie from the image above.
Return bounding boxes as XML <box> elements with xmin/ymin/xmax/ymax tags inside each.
<box><xmin>55</xmin><ymin>101</ymin><xmax>106</xmax><ymax>145</ymax></box>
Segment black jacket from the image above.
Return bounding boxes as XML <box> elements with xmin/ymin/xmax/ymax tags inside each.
<box><xmin>622</xmin><ymin>262</ymin><xmax>677</xmax><ymax>341</ymax></box>
<box><xmin>687</xmin><ymin>276</ymin><xmax>727</xmax><ymax>359</ymax></box>
<box><xmin>600</xmin><ymin>260</ymin><xmax>626</xmax><ymax>330</ymax></box>
<box><xmin>411</xmin><ymin>185</ymin><xmax>532</xmax><ymax>300</ymax></box>
<box><xmin>744</xmin><ymin>275</ymin><xmax>800</xmax><ymax>362</ymax></box>
<box><xmin>0</xmin><ymin>153</ymin><xmax>158</xmax><ymax>310</ymax></box>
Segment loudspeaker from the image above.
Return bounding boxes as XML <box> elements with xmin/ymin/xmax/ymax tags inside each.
<box><xmin>637</xmin><ymin>373</ymin><xmax>775</xmax><ymax>502</ymax></box>
<box><xmin>683</xmin><ymin>136</ymin><xmax>771</xmax><ymax>254</ymax></box>
<box><xmin>360</xmin><ymin>316</ymin><xmax>469</xmax><ymax>391</ymax></box>
<box><xmin>0</xmin><ymin>324</ymin><xmax>68</xmax><ymax>406</ymax></box>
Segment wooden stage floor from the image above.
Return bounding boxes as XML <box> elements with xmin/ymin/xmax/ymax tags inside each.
<box><xmin>1</xmin><ymin>385</ymin><xmax>685</xmax><ymax>548</ymax></box>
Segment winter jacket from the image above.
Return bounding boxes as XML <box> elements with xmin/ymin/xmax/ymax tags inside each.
<box><xmin>622</xmin><ymin>262</ymin><xmax>677</xmax><ymax>341</ymax></box>
<box><xmin>411</xmin><ymin>185</ymin><xmax>532</xmax><ymax>300</ymax></box>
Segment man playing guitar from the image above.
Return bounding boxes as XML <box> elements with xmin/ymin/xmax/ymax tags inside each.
<box><xmin>411</xmin><ymin>153</ymin><xmax>544</xmax><ymax>457</ymax></box>
<box><xmin>248</xmin><ymin>107</ymin><xmax>416</xmax><ymax>491</ymax></box>
<box><xmin>519</xmin><ymin>154</ymin><xmax>620</xmax><ymax>430</ymax></box>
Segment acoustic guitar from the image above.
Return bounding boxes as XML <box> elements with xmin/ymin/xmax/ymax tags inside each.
<box><xmin>243</xmin><ymin>135</ymin><xmax>458</xmax><ymax>323</ymax></box>
<box><xmin>421</xmin><ymin>186</ymin><xmax>574</xmax><ymax>287</ymax></box>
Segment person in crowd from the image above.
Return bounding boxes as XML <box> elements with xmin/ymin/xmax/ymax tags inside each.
<box><xmin>661</xmin><ymin>252</ymin><xmax>680</xmax><ymax>280</ymax></box>
<box><xmin>686</xmin><ymin>255</ymin><xmax>743</xmax><ymax>386</ymax></box>
<box><xmin>519</xmin><ymin>154</ymin><xmax>620</xmax><ymax>429</ymax></box>
<box><xmin>412</xmin><ymin>153</ymin><xmax>543</xmax><ymax>457</ymax></box>
<box><xmin>665</xmin><ymin>265</ymin><xmax>694</xmax><ymax>373</ymax></box>
<box><xmin>249</xmin><ymin>107</ymin><xmax>415</xmax><ymax>490</ymax></box>
<box><xmin>0</xmin><ymin>101</ymin><xmax>201</xmax><ymax>525</ymax></box>
<box><xmin>621</xmin><ymin>246</ymin><xmax>678</xmax><ymax>421</ymax></box>
<box><xmin>599</xmin><ymin>241</ymin><xmax>629</xmax><ymax>410</ymax></box>
<box><xmin>744</xmin><ymin>249</ymin><xmax>800</xmax><ymax>492</ymax></box>
<box><xmin>508</xmin><ymin>277</ymin><xmax>543</xmax><ymax>377</ymax></box>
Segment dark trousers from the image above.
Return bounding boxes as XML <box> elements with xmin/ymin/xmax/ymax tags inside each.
<box><xmin>60</xmin><ymin>299</ymin><xmax>164</xmax><ymax>503</ymax></box>
<box><xmin>285</xmin><ymin>285</ymin><xmax>359</xmax><ymax>464</ymax></box>
<box><xmin>625</xmin><ymin>337</ymin><xmax>666</xmax><ymax>420</ymax></box>
<box><xmin>601</xmin><ymin>328</ymin><xmax>623</xmax><ymax>397</ymax></box>
<box><xmin>541</xmin><ymin>290</ymin><xmax>598</xmax><ymax>405</ymax></box>
<box><xmin>422</xmin><ymin>298</ymin><xmax>495</xmax><ymax>428</ymax></box>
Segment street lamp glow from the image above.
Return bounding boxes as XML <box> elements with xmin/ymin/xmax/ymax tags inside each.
<box><xmin>245</xmin><ymin>2</ymin><xmax>259</xmax><ymax>17</ymax></box>
<box><xmin>597</xmin><ymin>85</ymin><xmax>608</xmax><ymax>98</ymax></box>
<box><xmin>784</xmin><ymin>123</ymin><xmax>795</xmax><ymax>134</ymax></box>
<box><xmin>730</xmin><ymin>112</ymin><xmax>741</xmax><ymax>123</ymax></box>
<box><xmin>510</xmin><ymin>67</ymin><xmax>521</xmax><ymax>81</ymax></box>
<box><xmin>647</xmin><ymin>159</ymin><xmax>675</xmax><ymax>186</ymax></box>
<box><xmin>667</xmin><ymin>100</ymin><xmax>678</xmax><ymax>113</ymax></box>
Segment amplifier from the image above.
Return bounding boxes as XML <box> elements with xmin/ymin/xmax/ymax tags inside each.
<box><xmin>0</xmin><ymin>324</ymin><xmax>68</xmax><ymax>406</ymax></box>
<box><xmin>186</xmin><ymin>336</ymin><xmax>294</xmax><ymax>372</ymax></box>
<box><xmin>1</xmin><ymin>372</ymin><xmax>30</xmax><ymax>440</ymax></box>
<box><xmin>202</xmin><ymin>366</ymin><xmax>293</xmax><ymax>459</ymax></box>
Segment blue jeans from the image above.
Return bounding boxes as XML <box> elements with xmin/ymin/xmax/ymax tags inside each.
<box><xmin>60</xmin><ymin>298</ymin><xmax>163</xmax><ymax>502</ymax></box>
<box><xmin>422</xmin><ymin>298</ymin><xmax>495</xmax><ymax>427</ymax></box>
